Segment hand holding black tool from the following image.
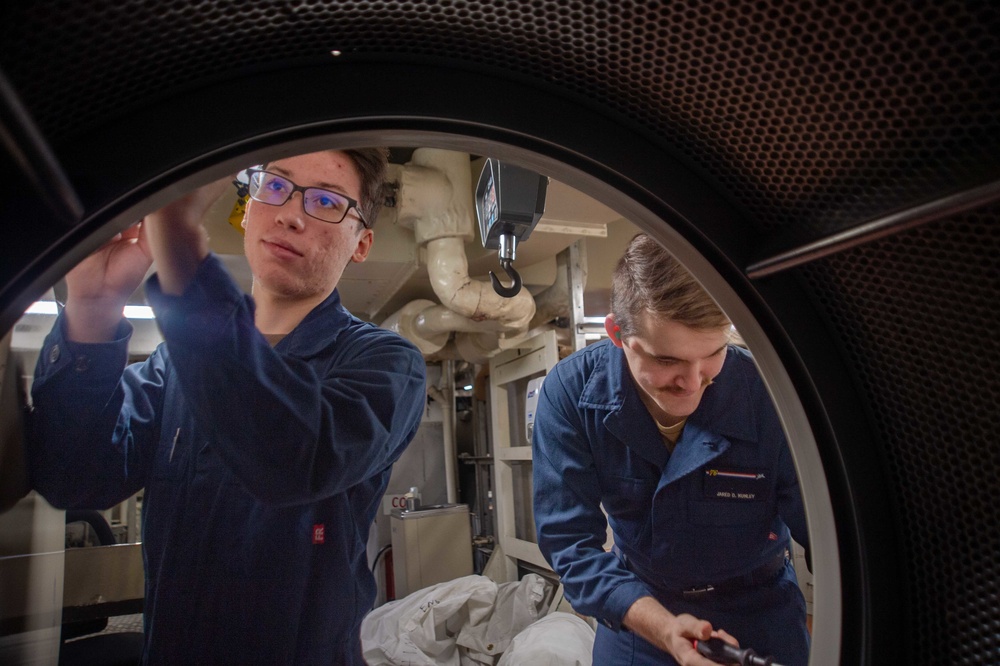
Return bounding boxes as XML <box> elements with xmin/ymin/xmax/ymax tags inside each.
<box><xmin>694</xmin><ymin>637</ymin><xmax>785</xmax><ymax>666</ymax></box>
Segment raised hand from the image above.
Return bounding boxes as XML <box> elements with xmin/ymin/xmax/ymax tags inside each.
<box><xmin>142</xmin><ymin>176</ymin><xmax>233</xmax><ymax>296</ymax></box>
<box><xmin>62</xmin><ymin>175</ymin><xmax>234</xmax><ymax>341</ymax></box>
<box><xmin>64</xmin><ymin>222</ymin><xmax>152</xmax><ymax>342</ymax></box>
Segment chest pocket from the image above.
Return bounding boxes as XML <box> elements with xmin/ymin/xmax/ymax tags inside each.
<box><xmin>702</xmin><ymin>466</ymin><xmax>768</xmax><ymax>502</ymax></box>
<box><xmin>688</xmin><ymin>465</ymin><xmax>772</xmax><ymax>527</ymax></box>
<box><xmin>687</xmin><ymin>498</ymin><xmax>769</xmax><ymax>526</ymax></box>
<box><xmin>601</xmin><ymin>475</ymin><xmax>658</xmax><ymax>539</ymax></box>
<box><xmin>193</xmin><ymin>440</ymin><xmax>244</xmax><ymax>490</ymax></box>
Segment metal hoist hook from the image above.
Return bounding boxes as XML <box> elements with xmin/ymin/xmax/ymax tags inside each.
<box><xmin>489</xmin><ymin>259</ymin><xmax>522</xmax><ymax>298</ymax></box>
<box><xmin>489</xmin><ymin>232</ymin><xmax>522</xmax><ymax>297</ymax></box>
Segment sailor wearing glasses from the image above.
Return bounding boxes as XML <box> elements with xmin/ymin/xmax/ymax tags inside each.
<box><xmin>28</xmin><ymin>150</ymin><xmax>427</xmax><ymax>664</ymax></box>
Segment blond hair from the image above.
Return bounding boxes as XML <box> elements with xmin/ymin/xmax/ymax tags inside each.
<box><xmin>610</xmin><ymin>234</ymin><xmax>731</xmax><ymax>338</ymax></box>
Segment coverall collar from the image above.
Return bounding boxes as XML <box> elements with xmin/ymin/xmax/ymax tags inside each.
<box><xmin>274</xmin><ymin>287</ymin><xmax>354</xmax><ymax>356</ymax></box>
<box><xmin>580</xmin><ymin>341</ymin><xmax>760</xmax><ymax>473</ymax></box>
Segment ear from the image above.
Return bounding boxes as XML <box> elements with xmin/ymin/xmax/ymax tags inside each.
<box><xmin>605</xmin><ymin>314</ymin><xmax>624</xmax><ymax>348</ymax></box>
<box><xmin>351</xmin><ymin>228</ymin><xmax>374</xmax><ymax>263</ymax></box>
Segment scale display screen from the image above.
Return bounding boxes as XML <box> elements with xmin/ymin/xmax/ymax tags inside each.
<box><xmin>480</xmin><ymin>170</ymin><xmax>499</xmax><ymax>233</ymax></box>
<box><xmin>474</xmin><ymin>158</ymin><xmax>547</xmax><ymax>250</ymax></box>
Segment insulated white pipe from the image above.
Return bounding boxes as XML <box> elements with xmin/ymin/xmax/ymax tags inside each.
<box><xmin>530</xmin><ymin>248</ymin><xmax>573</xmax><ymax>329</ymax></box>
<box><xmin>414</xmin><ymin>305</ymin><xmax>513</xmax><ymax>335</ymax></box>
<box><xmin>384</xmin><ymin>148</ymin><xmax>538</xmax><ymax>362</ymax></box>
<box><xmin>424</xmin><ymin>341</ymin><xmax>465</xmax><ymax>362</ymax></box>
<box><xmin>427</xmin><ymin>380</ymin><xmax>458</xmax><ymax>504</ymax></box>
<box><xmin>424</xmin><ymin>237</ymin><xmax>535</xmax><ymax>330</ymax></box>
<box><xmin>444</xmin><ymin>359</ymin><xmax>459</xmax><ymax>506</ymax></box>
<box><xmin>382</xmin><ymin>299</ymin><xmax>516</xmax><ymax>358</ymax></box>
<box><xmin>397</xmin><ymin>152</ymin><xmax>473</xmax><ymax>246</ymax></box>
<box><xmin>453</xmin><ymin>331</ymin><xmax>502</xmax><ymax>365</ymax></box>
<box><xmin>380</xmin><ymin>299</ymin><xmax>449</xmax><ymax>356</ymax></box>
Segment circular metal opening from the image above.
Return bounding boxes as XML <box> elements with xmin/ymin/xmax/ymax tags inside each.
<box><xmin>65</xmin><ymin>126</ymin><xmax>842</xmax><ymax>664</ymax></box>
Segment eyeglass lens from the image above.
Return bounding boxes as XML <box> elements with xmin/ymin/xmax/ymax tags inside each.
<box><xmin>248</xmin><ymin>171</ymin><xmax>352</xmax><ymax>223</ymax></box>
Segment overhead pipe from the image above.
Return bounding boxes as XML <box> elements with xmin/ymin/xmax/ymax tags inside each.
<box><xmin>423</xmin><ymin>341</ymin><xmax>466</xmax><ymax>363</ymax></box>
<box><xmin>453</xmin><ymin>331</ymin><xmax>502</xmax><ymax>365</ymax></box>
<box><xmin>424</xmin><ymin>237</ymin><xmax>534</xmax><ymax>329</ymax></box>
<box><xmin>416</xmin><ymin>305</ymin><xmax>517</xmax><ymax>335</ymax></box>
<box><xmin>380</xmin><ymin>300</ymin><xmax>449</xmax><ymax>356</ymax></box>
<box><xmin>381</xmin><ymin>299</ymin><xmax>515</xmax><ymax>357</ymax></box>
<box><xmin>384</xmin><ymin>149</ymin><xmax>536</xmax><ymax>362</ymax></box>
<box><xmin>529</xmin><ymin>247</ymin><xmax>575</xmax><ymax>329</ymax></box>
<box><xmin>427</xmin><ymin>362</ymin><xmax>458</xmax><ymax>504</ymax></box>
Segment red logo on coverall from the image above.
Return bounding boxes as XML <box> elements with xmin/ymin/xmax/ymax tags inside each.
<box><xmin>312</xmin><ymin>524</ymin><xmax>325</xmax><ymax>544</ymax></box>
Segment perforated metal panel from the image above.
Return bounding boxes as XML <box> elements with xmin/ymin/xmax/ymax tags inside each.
<box><xmin>2</xmin><ymin>1</ymin><xmax>999</xmax><ymax>236</ymax></box>
<box><xmin>3</xmin><ymin>2</ymin><xmax>1000</xmax><ymax>664</ymax></box>
<box><xmin>798</xmin><ymin>206</ymin><xmax>1000</xmax><ymax>665</ymax></box>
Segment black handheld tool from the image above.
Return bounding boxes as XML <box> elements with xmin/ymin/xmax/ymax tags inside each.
<box><xmin>694</xmin><ymin>637</ymin><xmax>784</xmax><ymax>666</ymax></box>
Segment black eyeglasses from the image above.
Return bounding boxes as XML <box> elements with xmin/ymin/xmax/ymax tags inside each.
<box><xmin>245</xmin><ymin>168</ymin><xmax>370</xmax><ymax>228</ymax></box>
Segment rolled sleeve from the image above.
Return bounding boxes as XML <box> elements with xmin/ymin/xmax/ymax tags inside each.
<box><xmin>603</xmin><ymin>580</ymin><xmax>655</xmax><ymax>631</ymax></box>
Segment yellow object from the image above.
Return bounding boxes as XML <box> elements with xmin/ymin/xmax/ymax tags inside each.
<box><xmin>228</xmin><ymin>196</ymin><xmax>248</xmax><ymax>234</ymax></box>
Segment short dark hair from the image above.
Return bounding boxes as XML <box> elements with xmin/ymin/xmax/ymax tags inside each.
<box><xmin>341</xmin><ymin>147</ymin><xmax>390</xmax><ymax>229</ymax></box>
<box><xmin>611</xmin><ymin>233</ymin><xmax>731</xmax><ymax>337</ymax></box>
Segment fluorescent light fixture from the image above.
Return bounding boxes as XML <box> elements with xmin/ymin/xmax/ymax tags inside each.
<box><xmin>25</xmin><ymin>301</ymin><xmax>58</xmax><ymax>315</ymax></box>
<box><xmin>123</xmin><ymin>305</ymin><xmax>155</xmax><ymax>319</ymax></box>
<box><xmin>463</xmin><ymin>384</ymin><xmax>473</xmax><ymax>391</ymax></box>
<box><xmin>25</xmin><ymin>301</ymin><xmax>155</xmax><ymax>320</ymax></box>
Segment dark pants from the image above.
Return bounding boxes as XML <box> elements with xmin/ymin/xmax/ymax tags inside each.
<box><xmin>592</xmin><ymin>561</ymin><xmax>810</xmax><ymax>666</ymax></box>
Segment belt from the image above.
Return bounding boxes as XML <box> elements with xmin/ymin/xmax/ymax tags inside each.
<box><xmin>681</xmin><ymin>551</ymin><xmax>789</xmax><ymax>599</ymax></box>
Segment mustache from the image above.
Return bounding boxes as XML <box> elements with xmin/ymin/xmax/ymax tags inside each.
<box><xmin>660</xmin><ymin>377</ymin><xmax>713</xmax><ymax>394</ymax></box>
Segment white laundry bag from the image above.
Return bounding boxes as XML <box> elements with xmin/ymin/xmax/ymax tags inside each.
<box><xmin>360</xmin><ymin>574</ymin><xmax>553</xmax><ymax>666</ymax></box>
<box><xmin>496</xmin><ymin>612</ymin><xmax>595</xmax><ymax>666</ymax></box>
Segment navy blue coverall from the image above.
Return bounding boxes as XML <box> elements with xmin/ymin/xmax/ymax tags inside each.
<box><xmin>28</xmin><ymin>255</ymin><xmax>427</xmax><ymax>665</ymax></box>
<box><xmin>532</xmin><ymin>339</ymin><xmax>810</xmax><ymax>665</ymax></box>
